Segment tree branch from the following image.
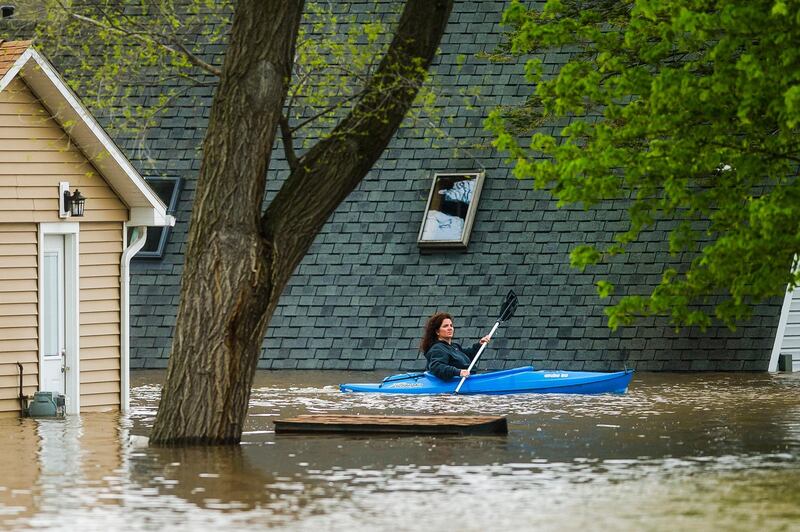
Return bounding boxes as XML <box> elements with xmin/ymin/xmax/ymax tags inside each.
<box><xmin>53</xmin><ymin>0</ymin><xmax>222</xmax><ymax>77</ymax></box>
<box><xmin>279</xmin><ymin>115</ymin><xmax>299</xmax><ymax>172</ymax></box>
<box><xmin>289</xmin><ymin>91</ymin><xmax>362</xmax><ymax>133</ymax></box>
<box><xmin>262</xmin><ymin>0</ymin><xmax>454</xmax><ymax>284</ymax></box>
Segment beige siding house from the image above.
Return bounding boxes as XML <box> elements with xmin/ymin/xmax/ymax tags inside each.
<box><xmin>0</xmin><ymin>40</ymin><xmax>173</xmax><ymax>416</ymax></box>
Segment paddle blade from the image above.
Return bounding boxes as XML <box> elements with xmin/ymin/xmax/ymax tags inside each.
<box><xmin>498</xmin><ymin>290</ymin><xmax>518</xmax><ymax>322</ymax></box>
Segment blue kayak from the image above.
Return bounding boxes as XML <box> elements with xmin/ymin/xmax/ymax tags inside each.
<box><xmin>339</xmin><ymin>366</ymin><xmax>634</xmax><ymax>395</ymax></box>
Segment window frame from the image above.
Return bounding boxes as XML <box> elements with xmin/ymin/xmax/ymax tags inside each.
<box><xmin>417</xmin><ymin>171</ymin><xmax>485</xmax><ymax>251</ymax></box>
<box><xmin>134</xmin><ymin>176</ymin><xmax>182</xmax><ymax>260</ymax></box>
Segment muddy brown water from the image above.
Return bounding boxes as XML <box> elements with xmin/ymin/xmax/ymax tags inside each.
<box><xmin>1</xmin><ymin>370</ymin><xmax>800</xmax><ymax>531</ymax></box>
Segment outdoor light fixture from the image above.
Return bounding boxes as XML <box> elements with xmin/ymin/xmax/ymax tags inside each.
<box><xmin>65</xmin><ymin>189</ymin><xmax>85</xmax><ymax>216</ymax></box>
<box><xmin>59</xmin><ymin>182</ymin><xmax>86</xmax><ymax>218</ymax></box>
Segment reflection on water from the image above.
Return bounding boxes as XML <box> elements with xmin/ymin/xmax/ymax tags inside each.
<box><xmin>1</xmin><ymin>371</ymin><xmax>800</xmax><ymax>530</ymax></box>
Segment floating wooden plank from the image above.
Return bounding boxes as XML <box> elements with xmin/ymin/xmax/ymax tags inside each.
<box><xmin>273</xmin><ymin>414</ymin><xmax>508</xmax><ymax>435</ymax></box>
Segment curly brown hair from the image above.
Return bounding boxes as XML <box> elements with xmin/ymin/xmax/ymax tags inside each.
<box><xmin>419</xmin><ymin>312</ymin><xmax>453</xmax><ymax>353</ymax></box>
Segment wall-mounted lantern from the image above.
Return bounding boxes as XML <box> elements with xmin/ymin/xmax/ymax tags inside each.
<box><xmin>59</xmin><ymin>182</ymin><xmax>86</xmax><ymax>218</ymax></box>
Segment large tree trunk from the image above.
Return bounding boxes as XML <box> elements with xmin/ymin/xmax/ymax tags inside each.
<box><xmin>150</xmin><ymin>0</ymin><xmax>303</xmax><ymax>445</ymax></box>
<box><xmin>150</xmin><ymin>0</ymin><xmax>453</xmax><ymax>445</ymax></box>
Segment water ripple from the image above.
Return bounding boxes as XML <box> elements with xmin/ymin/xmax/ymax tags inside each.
<box><xmin>1</xmin><ymin>371</ymin><xmax>799</xmax><ymax>531</ymax></box>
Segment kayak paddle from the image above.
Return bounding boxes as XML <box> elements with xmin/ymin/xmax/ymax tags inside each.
<box><xmin>454</xmin><ymin>289</ymin><xmax>518</xmax><ymax>394</ymax></box>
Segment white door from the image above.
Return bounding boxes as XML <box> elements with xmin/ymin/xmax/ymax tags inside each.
<box><xmin>41</xmin><ymin>234</ymin><xmax>66</xmax><ymax>394</ymax></box>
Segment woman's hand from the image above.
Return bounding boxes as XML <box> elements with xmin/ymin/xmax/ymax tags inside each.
<box><xmin>459</xmin><ymin>369</ymin><xmax>470</xmax><ymax>378</ymax></box>
<box><xmin>479</xmin><ymin>335</ymin><xmax>491</xmax><ymax>345</ymax></box>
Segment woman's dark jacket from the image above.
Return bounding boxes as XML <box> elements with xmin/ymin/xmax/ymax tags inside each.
<box><xmin>424</xmin><ymin>340</ymin><xmax>481</xmax><ymax>380</ymax></box>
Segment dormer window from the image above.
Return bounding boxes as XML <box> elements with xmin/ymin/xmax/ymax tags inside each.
<box><xmin>134</xmin><ymin>177</ymin><xmax>182</xmax><ymax>259</ymax></box>
<box><xmin>418</xmin><ymin>171</ymin><xmax>484</xmax><ymax>251</ymax></box>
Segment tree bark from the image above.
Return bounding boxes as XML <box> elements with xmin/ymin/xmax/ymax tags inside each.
<box><xmin>150</xmin><ymin>0</ymin><xmax>304</xmax><ymax>445</ymax></box>
<box><xmin>150</xmin><ymin>0</ymin><xmax>453</xmax><ymax>445</ymax></box>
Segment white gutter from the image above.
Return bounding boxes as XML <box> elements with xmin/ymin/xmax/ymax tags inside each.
<box><xmin>120</xmin><ymin>225</ymin><xmax>147</xmax><ymax>412</ymax></box>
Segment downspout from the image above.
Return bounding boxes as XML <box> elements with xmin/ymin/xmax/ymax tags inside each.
<box><xmin>120</xmin><ymin>225</ymin><xmax>147</xmax><ymax>413</ymax></box>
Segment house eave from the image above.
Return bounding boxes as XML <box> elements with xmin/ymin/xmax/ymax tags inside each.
<box><xmin>0</xmin><ymin>46</ymin><xmax>171</xmax><ymax>227</ymax></box>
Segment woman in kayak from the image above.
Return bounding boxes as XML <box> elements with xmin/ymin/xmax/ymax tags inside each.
<box><xmin>420</xmin><ymin>312</ymin><xmax>490</xmax><ymax>380</ymax></box>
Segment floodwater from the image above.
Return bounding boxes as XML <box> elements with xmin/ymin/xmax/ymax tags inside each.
<box><xmin>1</xmin><ymin>371</ymin><xmax>800</xmax><ymax>531</ymax></box>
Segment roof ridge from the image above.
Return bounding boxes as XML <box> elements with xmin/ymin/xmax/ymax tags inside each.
<box><xmin>0</xmin><ymin>39</ymin><xmax>34</xmax><ymax>46</ymax></box>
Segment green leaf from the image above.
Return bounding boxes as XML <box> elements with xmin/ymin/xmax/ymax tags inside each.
<box><xmin>596</xmin><ymin>280</ymin><xmax>615</xmax><ymax>298</ymax></box>
<box><xmin>489</xmin><ymin>0</ymin><xmax>800</xmax><ymax>331</ymax></box>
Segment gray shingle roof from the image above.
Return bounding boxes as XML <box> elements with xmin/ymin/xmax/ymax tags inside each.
<box><xmin>18</xmin><ymin>1</ymin><xmax>776</xmax><ymax>371</ymax></box>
